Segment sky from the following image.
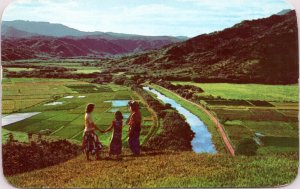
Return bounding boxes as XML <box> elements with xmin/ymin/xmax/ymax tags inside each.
<box><xmin>2</xmin><ymin>0</ymin><xmax>293</xmax><ymax>37</ymax></box>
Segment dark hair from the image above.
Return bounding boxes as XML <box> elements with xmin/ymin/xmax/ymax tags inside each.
<box><xmin>128</xmin><ymin>100</ymin><xmax>139</xmax><ymax>112</ymax></box>
<box><xmin>115</xmin><ymin>111</ymin><xmax>123</xmax><ymax>121</ymax></box>
<box><xmin>86</xmin><ymin>103</ymin><xmax>95</xmax><ymax>113</ymax></box>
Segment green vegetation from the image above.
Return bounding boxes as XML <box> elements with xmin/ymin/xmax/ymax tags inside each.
<box><xmin>212</xmin><ymin>107</ymin><xmax>298</xmax><ymax>154</ymax></box>
<box><xmin>2</xmin><ymin>79</ymin><xmax>155</xmax><ymax>146</ymax></box>
<box><xmin>5</xmin><ymin>68</ymin><xmax>34</xmax><ymax>72</ymax></box>
<box><xmin>1</xmin><ymin>60</ymin><xmax>298</xmax><ymax>188</ymax></box>
<box><xmin>166</xmin><ymin>82</ymin><xmax>298</xmax><ymax>155</ymax></box>
<box><xmin>72</xmin><ymin>68</ymin><xmax>101</xmax><ymax>74</ymax></box>
<box><xmin>174</xmin><ymin>82</ymin><xmax>299</xmax><ymax>102</ymax></box>
<box><xmin>2</xmin><ymin>78</ymin><xmax>85</xmax><ymax>113</ymax></box>
<box><xmin>2</xmin><ymin>129</ymin><xmax>29</xmax><ymax>144</ymax></box>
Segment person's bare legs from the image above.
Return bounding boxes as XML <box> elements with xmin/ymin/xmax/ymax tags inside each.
<box><xmin>95</xmin><ymin>151</ymin><xmax>100</xmax><ymax>160</ymax></box>
<box><xmin>86</xmin><ymin>153</ymin><xmax>91</xmax><ymax>161</ymax></box>
<box><xmin>106</xmin><ymin>152</ymin><xmax>112</xmax><ymax>159</ymax></box>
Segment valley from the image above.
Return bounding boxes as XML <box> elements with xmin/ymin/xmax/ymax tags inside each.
<box><xmin>1</xmin><ymin>7</ymin><xmax>298</xmax><ymax>188</ymax></box>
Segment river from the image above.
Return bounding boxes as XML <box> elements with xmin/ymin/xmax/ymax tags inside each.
<box><xmin>143</xmin><ymin>86</ymin><xmax>217</xmax><ymax>154</ymax></box>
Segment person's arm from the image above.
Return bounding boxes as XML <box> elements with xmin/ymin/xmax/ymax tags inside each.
<box><xmin>103</xmin><ymin>122</ymin><xmax>114</xmax><ymax>133</ymax></box>
<box><xmin>94</xmin><ymin>125</ymin><xmax>104</xmax><ymax>133</ymax></box>
<box><xmin>126</xmin><ymin>113</ymin><xmax>134</xmax><ymax>125</ymax></box>
<box><xmin>126</xmin><ymin>114</ymin><xmax>131</xmax><ymax>125</ymax></box>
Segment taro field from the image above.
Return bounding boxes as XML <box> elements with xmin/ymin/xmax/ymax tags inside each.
<box><xmin>176</xmin><ymin>82</ymin><xmax>299</xmax><ymax>155</ymax></box>
<box><xmin>2</xmin><ymin>78</ymin><xmax>154</xmax><ymax>146</ymax></box>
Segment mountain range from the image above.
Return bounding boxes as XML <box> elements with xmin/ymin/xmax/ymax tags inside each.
<box><xmin>1</xmin><ymin>20</ymin><xmax>187</xmax><ymax>60</ymax></box>
<box><xmin>1</xmin><ymin>10</ymin><xmax>298</xmax><ymax>84</ymax></box>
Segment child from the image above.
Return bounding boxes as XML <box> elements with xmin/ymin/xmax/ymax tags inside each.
<box><xmin>103</xmin><ymin>111</ymin><xmax>123</xmax><ymax>159</ymax></box>
<box><xmin>82</xmin><ymin>103</ymin><xmax>103</xmax><ymax>161</ymax></box>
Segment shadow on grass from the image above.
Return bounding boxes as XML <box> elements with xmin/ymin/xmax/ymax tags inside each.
<box><xmin>122</xmin><ymin>150</ymin><xmax>180</xmax><ymax>158</ymax></box>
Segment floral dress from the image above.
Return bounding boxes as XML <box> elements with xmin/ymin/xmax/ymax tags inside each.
<box><xmin>82</xmin><ymin>113</ymin><xmax>103</xmax><ymax>154</ymax></box>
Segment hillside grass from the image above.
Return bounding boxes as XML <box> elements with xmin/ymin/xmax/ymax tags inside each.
<box><xmin>174</xmin><ymin>82</ymin><xmax>299</xmax><ymax>102</ymax></box>
<box><xmin>5</xmin><ymin>151</ymin><xmax>298</xmax><ymax>188</ymax></box>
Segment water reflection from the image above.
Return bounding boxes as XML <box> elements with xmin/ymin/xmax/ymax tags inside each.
<box><xmin>104</xmin><ymin>100</ymin><xmax>130</xmax><ymax>107</ymax></box>
<box><xmin>105</xmin><ymin>100</ymin><xmax>130</xmax><ymax>119</ymax></box>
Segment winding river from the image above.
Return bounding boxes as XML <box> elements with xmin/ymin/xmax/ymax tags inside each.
<box><xmin>143</xmin><ymin>86</ymin><xmax>217</xmax><ymax>154</ymax></box>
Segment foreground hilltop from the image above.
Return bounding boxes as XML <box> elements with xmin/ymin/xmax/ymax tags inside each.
<box><xmin>111</xmin><ymin>11</ymin><xmax>298</xmax><ymax>84</ymax></box>
<box><xmin>6</xmin><ymin>150</ymin><xmax>298</xmax><ymax>188</ymax></box>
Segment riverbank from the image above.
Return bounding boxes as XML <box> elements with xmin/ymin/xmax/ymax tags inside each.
<box><xmin>148</xmin><ymin>84</ymin><xmax>229</xmax><ymax>154</ymax></box>
<box><xmin>144</xmin><ymin>86</ymin><xmax>216</xmax><ymax>153</ymax></box>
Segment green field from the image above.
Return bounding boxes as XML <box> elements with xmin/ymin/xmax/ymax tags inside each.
<box><xmin>2</xmin><ymin>78</ymin><xmax>86</xmax><ymax>113</ymax></box>
<box><xmin>1</xmin><ymin>73</ymin><xmax>298</xmax><ymax>188</ymax></box>
<box><xmin>174</xmin><ymin>82</ymin><xmax>299</xmax><ymax>102</ymax></box>
<box><xmin>170</xmin><ymin>82</ymin><xmax>299</xmax><ymax>155</ymax></box>
<box><xmin>5</xmin><ymin>68</ymin><xmax>34</xmax><ymax>72</ymax></box>
<box><xmin>2</xmin><ymin>128</ymin><xmax>29</xmax><ymax>144</ymax></box>
<box><xmin>2</xmin><ymin>78</ymin><xmax>155</xmax><ymax>146</ymax></box>
<box><xmin>72</xmin><ymin>68</ymin><xmax>101</xmax><ymax>74</ymax></box>
<box><xmin>3</xmin><ymin>60</ymin><xmax>103</xmax><ymax>78</ymax></box>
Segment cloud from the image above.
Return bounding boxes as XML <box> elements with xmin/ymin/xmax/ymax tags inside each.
<box><xmin>2</xmin><ymin>0</ymin><xmax>293</xmax><ymax>37</ymax></box>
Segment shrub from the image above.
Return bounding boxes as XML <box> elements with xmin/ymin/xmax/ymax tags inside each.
<box><xmin>3</xmin><ymin>139</ymin><xmax>81</xmax><ymax>176</ymax></box>
<box><xmin>113</xmin><ymin>75</ymin><xmax>126</xmax><ymax>85</ymax></box>
<box><xmin>147</xmin><ymin>111</ymin><xmax>194</xmax><ymax>151</ymax></box>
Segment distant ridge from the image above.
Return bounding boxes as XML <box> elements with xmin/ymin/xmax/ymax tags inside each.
<box><xmin>1</xmin><ymin>20</ymin><xmax>188</xmax><ymax>40</ymax></box>
<box><xmin>2</xmin><ymin>20</ymin><xmax>100</xmax><ymax>37</ymax></box>
<box><xmin>1</xmin><ymin>20</ymin><xmax>188</xmax><ymax>60</ymax></box>
<box><xmin>1</xmin><ymin>26</ymin><xmax>38</xmax><ymax>38</ymax></box>
<box><xmin>276</xmin><ymin>9</ymin><xmax>292</xmax><ymax>15</ymax></box>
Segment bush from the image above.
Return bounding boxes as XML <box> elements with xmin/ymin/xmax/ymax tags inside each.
<box><xmin>165</xmin><ymin>103</ymin><xmax>172</xmax><ymax>109</ymax></box>
<box><xmin>113</xmin><ymin>75</ymin><xmax>126</xmax><ymax>85</ymax></box>
<box><xmin>3</xmin><ymin>139</ymin><xmax>81</xmax><ymax>176</ymax></box>
<box><xmin>236</xmin><ymin>138</ymin><xmax>259</xmax><ymax>156</ymax></box>
<box><xmin>147</xmin><ymin>111</ymin><xmax>195</xmax><ymax>151</ymax></box>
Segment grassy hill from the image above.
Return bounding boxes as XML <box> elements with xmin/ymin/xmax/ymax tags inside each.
<box><xmin>6</xmin><ymin>150</ymin><xmax>298</xmax><ymax>188</ymax></box>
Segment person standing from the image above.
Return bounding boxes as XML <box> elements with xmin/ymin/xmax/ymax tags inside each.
<box><xmin>82</xmin><ymin>103</ymin><xmax>103</xmax><ymax>161</ymax></box>
<box><xmin>103</xmin><ymin>111</ymin><xmax>124</xmax><ymax>159</ymax></box>
<box><xmin>127</xmin><ymin>101</ymin><xmax>142</xmax><ymax>156</ymax></box>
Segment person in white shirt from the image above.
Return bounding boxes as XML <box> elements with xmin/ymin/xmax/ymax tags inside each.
<box><xmin>82</xmin><ymin>103</ymin><xmax>103</xmax><ymax>161</ymax></box>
